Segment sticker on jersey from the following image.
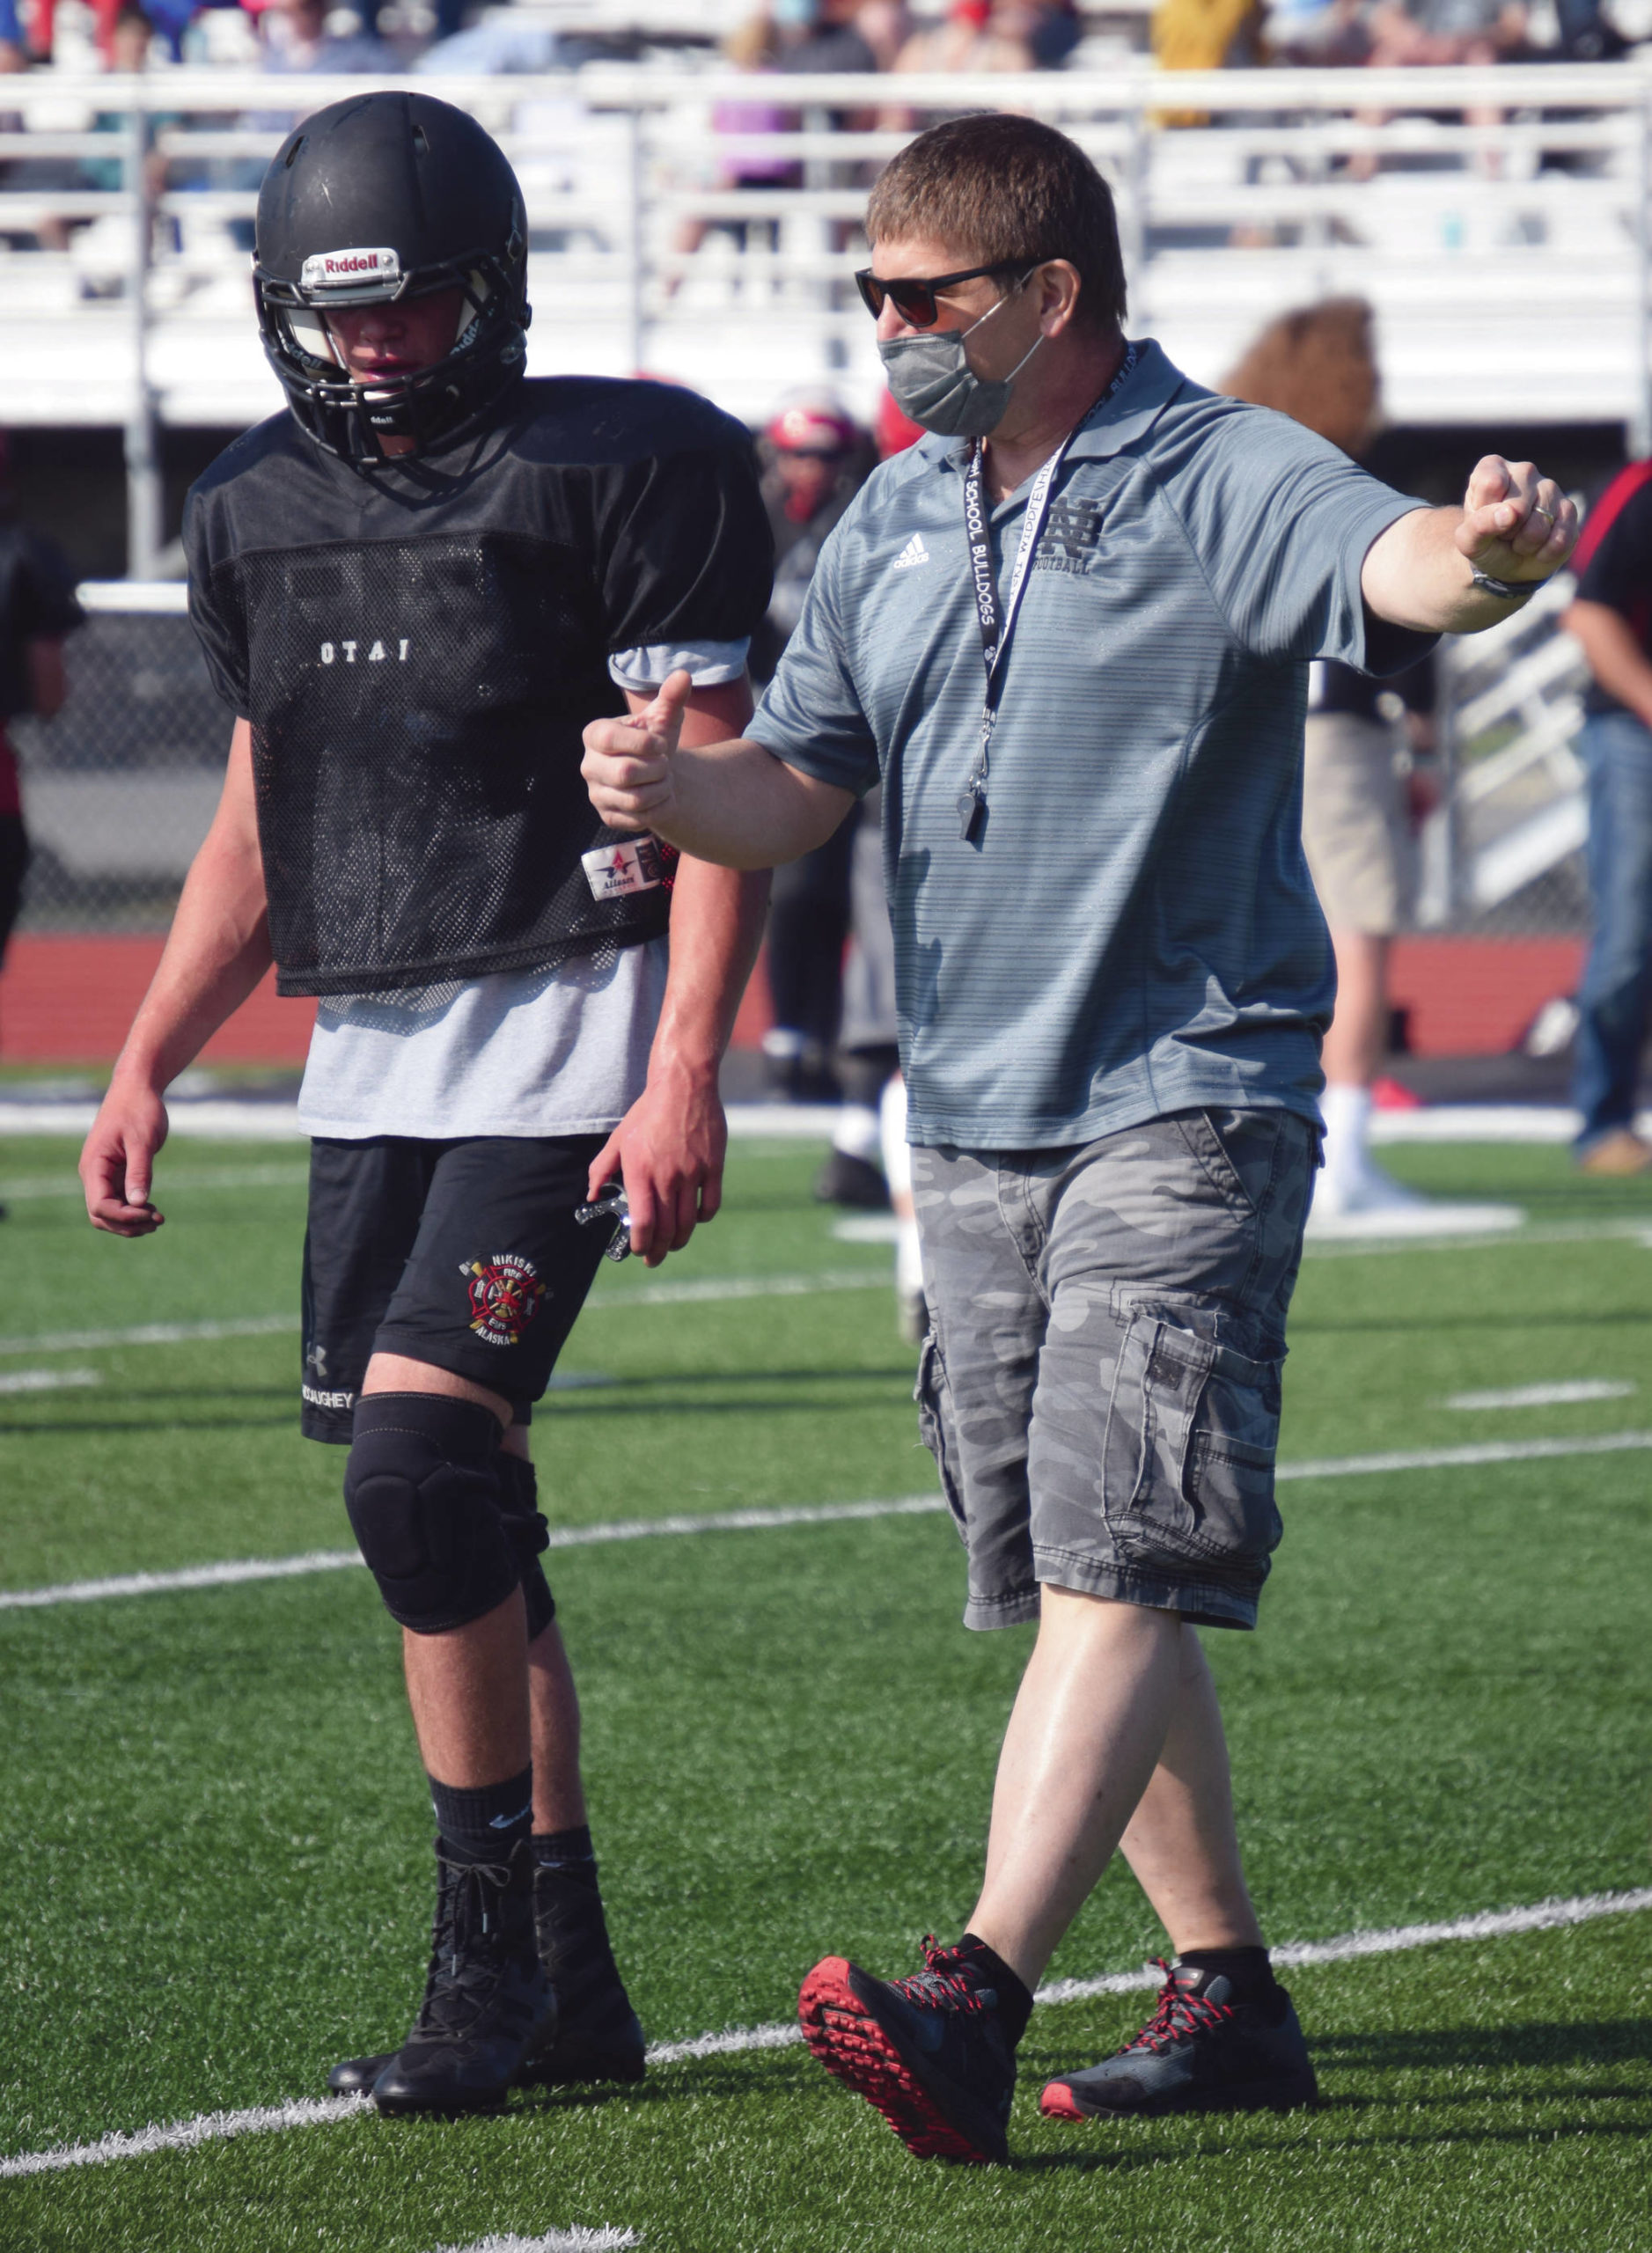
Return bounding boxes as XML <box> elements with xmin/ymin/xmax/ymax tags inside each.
<box><xmin>582</xmin><ymin>837</ymin><xmax>665</xmax><ymax>902</ymax></box>
<box><xmin>460</xmin><ymin>1253</ymin><xmax>547</xmax><ymax>1347</ymax></box>
<box><xmin>300</xmin><ymin>246</ymin><xmax>402</xmax><ymax>292</ymax></box>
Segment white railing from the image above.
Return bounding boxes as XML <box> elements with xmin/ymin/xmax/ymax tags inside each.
<box><xmin>7</xmin><ymin>576</ymin><xmax>1591</xmax><ymax>936</ymax></box>
<box><xmin>3</xmin><ymin>60</ymin><xmax>1648</xmax><ymax>575</ymax></box>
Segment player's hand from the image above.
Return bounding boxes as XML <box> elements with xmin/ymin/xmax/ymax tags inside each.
<box><xmin>586</xmin><ymin>1056</ymin><xmax>725</xmax><ymax>1268</ymax></box>
<box><xmin>582</xmin><ymin>669</ymin><xmax>692</xmax><ymax>834</ymax></box>
<box><xmin>1456</xmin><ymin>456</ymin><xmax>1577</xmax><ymax>585</ymax></box>
<box><xmin>79</xmin><ymin>1079</ymin><xmax>168</xmax><ymax>1236</ymax></box>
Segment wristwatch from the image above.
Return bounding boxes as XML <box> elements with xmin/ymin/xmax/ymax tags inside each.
<box><xmin>1469</xmin><ymin>566</ymin><xmax>1538</xmax><ymax>604</ymax></box>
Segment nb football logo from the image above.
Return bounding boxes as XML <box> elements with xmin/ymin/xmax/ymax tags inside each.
<box><xmin>1036</xmin><ymin>500</ymin><xmax>1104</xmax><ymax>576</ymax></box>
<box><xmin>319</xmin><ymin>638</ymin><xmax>412</xmax><ymax>665</ymax></box>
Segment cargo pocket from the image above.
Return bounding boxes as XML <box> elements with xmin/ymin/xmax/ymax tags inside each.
<box><xmin>1103</xmin><ymin>1310</ymin><xmax>1283</xmax><ymax>1580</ymax></box>
<box><xmin>914</xmin><ymin>1330</ymin><xmax>968</xmax><ymax>1547</ymax></box>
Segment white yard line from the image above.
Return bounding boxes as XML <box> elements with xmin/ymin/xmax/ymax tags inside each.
<box><xmin>0</xmin><ymin>1368</ymin><xmax>100</xmax><ymax>1397</ymax></box>
<box><xmin>3</xmin><ymin>1888</ymin><xmax>1646</xmax><ymax>2183</ymax></box>
<box><xmin>8</xmin><ymin>1430</ymin><xmax>1652</xmax><ymax>1614</ymax></box>
<box><xmin>1274</xmin><ymin>1430</ymin><xmax>1652</xmax><ymax>1481</ymax></box>
<box><xmin>0</xmin><ymin>1273</ymin><xmax>886</xmax><ymax>1362</ymax></box>
<box><xmin>0</xmin><ymin>1313</ymin><xmax>299</xmax><ymax>1358</ymax></box>
<box><xmin>1445</xmin><ymin>1379</ymin><xmax>1636</xmax><ymax>1411</ymax></box>
<box><xmin>4</xmin><ymin>1098</ymin><xmax>1649</xmax><ymax>1145</ymax></box>
<box><xmin>0</xmin><ymin>1164</ymin><xmax>310</xmax><ymax>1201</ymax></box>
<box><xmin>434</xmin><ymin>2234</ymin><xmax>639</xmax><ymax>2253</ymax></box>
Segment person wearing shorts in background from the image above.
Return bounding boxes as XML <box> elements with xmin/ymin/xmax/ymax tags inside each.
<box><xmin>1562</xmin><ymin>463</ymin><xmax>1652</xmax><ymax>1174</ymax></box>
<box><xmin>79</xmin><ymin>94</ymin><xmax>771</xmax><ymax>2117</ymax></box>
<box><xmin>1222</xmin><ymin>301</ymin><xmax>1446</xmax><ymax>1220</ymax></box>
<box><xmin>584</xmin><ymin>113</ymin><xmax>1578</xmax><ymax>2163</ymax></box>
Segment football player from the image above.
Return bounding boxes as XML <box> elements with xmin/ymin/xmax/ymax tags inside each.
<box><xmin>78</xmin><ymin>93</ymin><xmax>773</xmax><ymax>2116</ymax></box>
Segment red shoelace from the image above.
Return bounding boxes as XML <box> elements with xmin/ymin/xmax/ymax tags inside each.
<box><xmin>892</xmin><ymin>1935</ymin><xmax>990</xmax><ymax>2015</ymax></box>
<box><xmin>1119</xmin><ymin>1959</ymin><xmax>1237</xmax><ymax>2055</ymax></box>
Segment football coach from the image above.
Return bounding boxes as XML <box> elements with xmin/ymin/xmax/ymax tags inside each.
<box><xmin>584</xmin><ymin>112</ymin><xmax>1579</xmax><ymax>2164</ymax></box>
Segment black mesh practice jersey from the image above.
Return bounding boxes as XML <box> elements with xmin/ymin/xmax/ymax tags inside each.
<box><xmin>184</xmin><ymin>377</ymin><xmax>772</xmax><ymax>996</ymax></box>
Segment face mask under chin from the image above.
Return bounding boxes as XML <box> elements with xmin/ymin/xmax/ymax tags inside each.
<box><xmin>876</xmin><ymin>290</ymin><xmax>1044</xmax><ymax>440</ymax></box>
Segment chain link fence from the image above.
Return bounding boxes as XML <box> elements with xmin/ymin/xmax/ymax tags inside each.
<box><xmin>11</xmin><ymin>578</ymin><xmax>1592</xmax><ymax>939</ymax></box>
<box><xmin>11</xmin><ymin>584</ymin><xmax>230</xmax><ymax>932</ymax></box>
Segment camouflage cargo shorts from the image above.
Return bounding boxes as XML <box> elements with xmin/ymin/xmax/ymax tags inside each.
<box><xmin>911</xmin><ymin>1107</ymin><xmax>1318</xmax><ymax>1633</ymax></box>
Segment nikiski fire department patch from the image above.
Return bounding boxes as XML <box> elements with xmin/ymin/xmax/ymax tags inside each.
<box><xmin>459</xmin><ymin>1252</ymin><xmax>547</xmax><ymax>1346</ymax></box>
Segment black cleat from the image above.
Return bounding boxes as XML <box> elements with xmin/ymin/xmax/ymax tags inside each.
<box><xmin>527</xmin><ymin>1855</ymin><xmax>646</xmax><ymax>2086</ymax></box>
<box><xmin>1039</xmin><ymin>1959</ymin><xmax>1318</xmax><ymax>2121</ymax></box>
<box><xmin>339</xmin><ymin>1838</ymin><xmax>554</xmax><ymax>2116</ymax></box>
<box><xmin>798</xmin><ymin>1936</ymin><xmax>1015</xmax><ymax>2164</ymax></box>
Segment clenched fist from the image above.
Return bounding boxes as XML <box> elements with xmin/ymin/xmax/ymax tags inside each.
<box><xmin>1456</xmin><ymin>455</ymin><xmax>1577</xmax><ymax>586</ymax></box>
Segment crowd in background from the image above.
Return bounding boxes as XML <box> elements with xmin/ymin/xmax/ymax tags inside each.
<box><xmin>0</xmin><ymin>0</ymin><xmax>1635</xmax><ymax>79</ymax></box>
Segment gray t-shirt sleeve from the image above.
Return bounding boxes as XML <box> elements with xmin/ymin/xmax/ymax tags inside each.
<box><xmin>1162</xmin><ymin>404</ymin><xmax>1436</xmax><ymax>675</ymax></box>
<box><xmin>745</xmin><ymin>523</ymin><xmax>881</xmax><ymax>796</ymax></box>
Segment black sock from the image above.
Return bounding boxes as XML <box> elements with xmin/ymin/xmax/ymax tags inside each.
<box><xmin>532</xmin><ymin>1824</ymin><xmax>598</xmax><ymax>1886</ymax></box>
<box><xmin>1175</xmin><ymin>1945</ymin><xmax>1280</xmax><ymax>2008</ymax></box>
<box><xmin>953</xmin><ymin>1933</ymin><xmax>1035</xmax><ymax>2048</ymax></box>
<box><xmin>428</xmin><ymin>1765</ymin><xmax>533</xmax><ymax>1863</ymax></box>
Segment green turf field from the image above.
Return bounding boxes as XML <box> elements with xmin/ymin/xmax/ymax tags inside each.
<box><xmin>2</xmin><ymin>1134</ymin><xmax>1648</xmax><ymax>2252</ymax></box>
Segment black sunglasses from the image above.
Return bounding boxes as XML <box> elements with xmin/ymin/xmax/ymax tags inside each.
<box><xmin>854</xmin><ymin>261</ymin><xmax>1033</xmax><ymax>328</ymax></box>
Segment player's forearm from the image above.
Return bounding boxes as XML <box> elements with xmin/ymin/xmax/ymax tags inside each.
<box><xmin>650</xmin><ymin>855</ymin><xmax>772</xmax><ymax>1082</ymax></box>
<box><xmin>111</xmin><ymin>830</ymin><xmax>274</xmax><ymax>1094</ymax></box>
<box><xmin>1563</xmin><ymin>600</ymin><xmax>1652</xmax><ymax>728</ymax></box>
<box><xmin>658</xmin><ymin>736</ymin><xmax>854</xmax><ymax>869</ymax></box>
<box><xmin>1360</xmin><ymin>507</ymin><xmax>1532</xmax><ymax>634</ymax></box>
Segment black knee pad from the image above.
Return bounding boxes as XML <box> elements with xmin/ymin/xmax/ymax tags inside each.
<box><xmin>497</xmin><ymin>1450</ymin><xmax>555</xmax><ymax>1640</ymax></box>
<box><xmin>344</xmin><ymin>1393</ymin><xmax>520</xmax><ymax>1634</ymax></box>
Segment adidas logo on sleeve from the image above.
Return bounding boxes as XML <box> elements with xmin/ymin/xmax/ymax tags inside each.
<box><xmin>892</xmin><ymin>533</ymin><xmax>930</xmax><ymax>569</ymax></box>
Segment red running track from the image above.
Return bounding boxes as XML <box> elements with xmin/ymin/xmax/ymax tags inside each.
<box><xmin>0</xmin><ymin>933</ymin><xmax>1587</xmax><ymax>1068</ymax></box>
<box><xmin>0</xmin><ymin>935</ymin><xmax>780</xmax><ymax>1066</ymax></box>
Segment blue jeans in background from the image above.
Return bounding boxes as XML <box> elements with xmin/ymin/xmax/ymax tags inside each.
<box><xmin>1573</xmin><ymin>710</ymin><xmax>1652</xmax><ymax>1150</ymax></box>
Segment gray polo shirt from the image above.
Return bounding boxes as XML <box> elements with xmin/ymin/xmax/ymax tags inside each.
<box><xmin>748</xmin><ymin>339</ymin><xmax>1435</xmax><ymax>1150</ymax></box>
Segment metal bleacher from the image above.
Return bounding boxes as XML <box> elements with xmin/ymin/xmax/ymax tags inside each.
<box><xmin>1</xmin><ymin>29</ymin><xmax>1639</xmax><ymax>938</ymax></box>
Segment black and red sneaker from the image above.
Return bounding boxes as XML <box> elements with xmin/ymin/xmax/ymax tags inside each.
<box><xmin>1039</xmin><ymin>1959</ymin><xmax>1318</xmax><ymax>2121</ymax></box>
<box><xmin>797</xmin><ymin>1936</ymin><xmax>1016</xmax><ymax>2164</ymax></box>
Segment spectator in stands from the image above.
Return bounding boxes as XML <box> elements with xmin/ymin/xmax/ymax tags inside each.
<box><xmin>1152</xmin><ymin>0</ymin><xmax>1267</xmax><ymax>74</ymax></box>
<box><xmin>0</xmin><ymin>432</ymin><xmax>84</xmax><ymax>1083</ymax></box>
<box><xmin>666</xmin><ymin>11</ymin><xmax>802</xmax><ymax>293</ymax></box>
<box><xmin>1222</xmin><ymin>298</ymin><xmax>1446</xmax><ymax>1220</ymax></box>
<box><xmin>1561</xmin><ymin>473</ymin><xmax>1652</xmax><ymax>1175</ymax></box>
<box><xmin>257</xmin><ymin>0</ymin><xmax>390</xmax><ymax>77</ymax></box>
<box><xmin>892</xmin><ymin>0</ymin><xmax>1034</xmax><ymax>73</ymax></box>
<box><xmin>999</xmin><ymin>0</ymin><xmax>1083</xmax><ymax>67</ymax></box>
<box><xmin>1364</xmin><ymin>0</ymin><xmax>1527</xmax><ymax>67</ymax></box>
<box><xmin>855</xmin><ymin>0</ymin><xmax>913</xmax><ymax>71</ymax></box>
<box><xmin>781</xmin><ymin>0</ymin><xmax>880</xmax><ymax>75</ymax></box>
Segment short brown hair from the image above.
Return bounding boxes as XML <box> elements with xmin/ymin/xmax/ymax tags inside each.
<box><xmin>1219</xmin><ymin>297</ymin><xmax>1379</xmax><ymax>460</ymax></box>
<box><xmin>865</xmin><ymin>114</ymin><xmax>1127</xmax><ymax>335</ymax></box>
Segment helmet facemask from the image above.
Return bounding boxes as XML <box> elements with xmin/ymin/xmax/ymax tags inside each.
<box><xmin>254</xmin><ymin>229</ymin><xmax>529</xmax><ymax>465</ymax></box>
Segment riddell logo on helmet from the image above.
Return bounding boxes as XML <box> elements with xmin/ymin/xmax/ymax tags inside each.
<box><xmin>299</xmin><ymin>246</ymin><xmax>402</xmax><ymax>290</ymax></box>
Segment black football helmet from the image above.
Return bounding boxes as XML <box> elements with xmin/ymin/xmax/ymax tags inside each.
<box><xmin>254</xmin><ymin>92</ymin><xmax>531</xmax><ymax>464</ymax></box>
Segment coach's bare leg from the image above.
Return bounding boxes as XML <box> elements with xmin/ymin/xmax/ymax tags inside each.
<box><xmin>966</xmin><ymin>1588</ymin><xmax>1185</xmax><ymax>1991</ymax></box>
<box><xmin>1116</xmin><ymin>1625</ymin><xmax>1264</xmax><ymax>1953</ymax></box>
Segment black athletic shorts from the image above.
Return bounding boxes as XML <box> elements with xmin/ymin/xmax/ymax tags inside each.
<box><xmin>300</xmin><ymin>1134</ymin><xmax>610</xmax><ymax>1444</ymax></box>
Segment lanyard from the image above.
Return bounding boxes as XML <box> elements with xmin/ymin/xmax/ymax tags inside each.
<box><xmin>955</xmin><ymin>342</ymin><xmax>1138</xmax><ymax>845</ymax></box>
